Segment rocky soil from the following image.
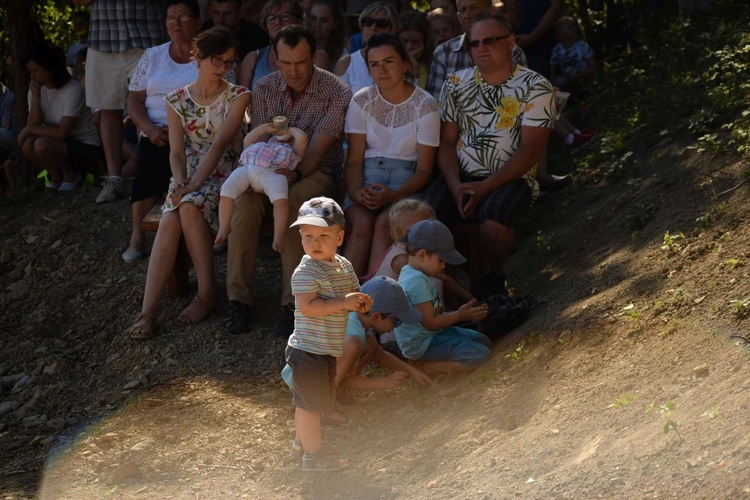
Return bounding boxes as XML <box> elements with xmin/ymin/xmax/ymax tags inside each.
<box><xmin>1</xmin><ymin>133</ymin><xmax>750</xmax><ymax>498</ymax></box>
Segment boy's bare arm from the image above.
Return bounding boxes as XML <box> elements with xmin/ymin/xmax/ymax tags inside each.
<box><xmin>373</xmin><ymin>346</ymin><xmax>433</xmax><ymax>387</ymax></box>
<box><xmin>296</xmin><ymin>291</ymin><xmax>373</xmax><ymax>318</ymax></box>
<box><xmin>340</xmin><ymin>371</ymin><xmax>408</xmax><ymax>391</ymax></box>
<box><xmin>415</xmin><ymin>299</ymin><xmax>487</xmax><ymax>331</ymax></box>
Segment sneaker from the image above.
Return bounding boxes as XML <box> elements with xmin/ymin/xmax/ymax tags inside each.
<box><xmin>568</xmin><ymin>132</ymin><xmax>595</xmax><ymax>153</ymax></box>
<box><xmin>58</xmin><ymin>173</ymin><xmax>83</xmax><ymax>194</ymax></box>
<box><xmin>96</xmin><ymin>177</ymin><xmax>125</xmax><ymax>204</ymax></box>
<box><xmin>274</xmin><ymin>303</ymin><xmax>295</xmax><ymax>339</ymax></box>
<box><xmin>537</xmin><ymin>174</ymin><xmax>571</xmax><ymax>193</ymax></box>
<box><xmin>122</xmin><ymin>248</ymin><xmax>145</xmax><ymax>263</ymax></box>
<box><xmin>290</xmin><ymin>439</ymin><xmax>303</xmax><ymax>460</ymax></box>
<box><xmin>301</xmin><ymin>450</ymin><xmax>348</xmax><ymax>472</ymax></box>
<box><xmin>222</xmin><ymin>300</ymin><xmax>252</xmax><ymax>334</ymax></box>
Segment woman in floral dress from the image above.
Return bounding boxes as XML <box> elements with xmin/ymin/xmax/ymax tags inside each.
<box><xmin>129</xmin><ymin>26</ymin><xmax>251</xmax><ymax>339</ymax></box>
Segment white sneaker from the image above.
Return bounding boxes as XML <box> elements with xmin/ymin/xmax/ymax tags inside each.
<box><xmin>96</xmin><ymin>177</ymin><xmax>125</xmax><ymax>204</ymax></box>
<box><xmin>122</xmin><ymin>248</ymin><xmax>145</xmax><ymax>263</ymax></box>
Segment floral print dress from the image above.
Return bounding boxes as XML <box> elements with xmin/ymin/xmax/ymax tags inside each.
<box><xmin>163</xmin><ymin>83</ymin><xmax>249</xmax><ymax>232</ymax></box>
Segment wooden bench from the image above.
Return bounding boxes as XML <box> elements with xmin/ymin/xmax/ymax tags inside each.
<box><xmin>140</xmin><ymin>206</ymin><xmax>275</xmax><ymax>299</ymax></box>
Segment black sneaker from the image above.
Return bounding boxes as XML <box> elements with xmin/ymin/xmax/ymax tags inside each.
<box><xmin>480</xmin><ymin>272</ymin><xmax>509</xmax><ymax>300</ymax></box>
<box><xmin>275</xmin><ymin>304</ymin><xmax>295</xmax><ymax>338</ymax></box>
<box><xmin>222</xmin><ymin>300</ymin><xmax>252</xmax><ymax>334</ymax></box>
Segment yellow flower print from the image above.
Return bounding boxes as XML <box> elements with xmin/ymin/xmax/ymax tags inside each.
<box><xmin>450</xmin><ymin>74</ymin><xmax>461</xmax><ymax>85</ymax></box>
<box><xmin>457</xmin><ymin>137</ymin><xmax>465</xmax><ymax>150</ymax></box>
<box><xmin>500</xmin><ymin>96</ymin><xmax>520</xmax><ymax>117</ymax></box>
<box><xmin>474</xmin><ymin>68</ymin><xmax>482</xmax><ymax>86</ymax></box>
<box><xmin>525</xmin><ymin>102</ymin><xmax>535</xmax><ymax>112</ymax></box>
<box><xmin>495</xmin><ymin>113</ymin><xmax>515</xmax><ymax>130</ymax></box>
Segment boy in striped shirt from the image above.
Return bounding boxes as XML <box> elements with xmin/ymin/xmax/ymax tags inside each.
<box><xmin>286</xmin><ymin>197</ymin><xmax>373</xmax><ymax>472</ymax></box>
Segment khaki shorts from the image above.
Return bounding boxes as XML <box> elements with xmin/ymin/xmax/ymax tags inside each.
<box><xmin>85</xmin><ymin>48</ymin><xmax>143</xmax><ymax>110</ymax></box>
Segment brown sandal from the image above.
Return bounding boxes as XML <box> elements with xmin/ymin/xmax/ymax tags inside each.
<box><xmin>129</xmin><ymin>312</ymin><xmax>156</xmax><ymax>339</ymax></box>
<box><xmin>175</xmin><ymin>295</ymin><xmax>215</xmax><ymax>326</ymax></box>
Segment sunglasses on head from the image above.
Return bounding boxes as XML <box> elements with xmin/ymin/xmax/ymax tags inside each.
<box><xmin>469</xmin><ymin>34</ymin><xmax>511</xmax><ymax>48</ymax></box>
<box><xmin>361</xmin><ymin>17</ymin><xmax>391</xmax><ymax>29</ymax></box>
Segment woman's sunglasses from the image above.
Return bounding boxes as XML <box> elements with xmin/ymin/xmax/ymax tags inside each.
<box><xmin>361</xmin><ymin>17</ymin><xmax>391</xmax><ymax>29</ymax></box>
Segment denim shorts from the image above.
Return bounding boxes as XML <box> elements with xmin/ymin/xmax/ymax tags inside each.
<box><xmin>343</xmin><ymin>156</ymin><xmax>417</xmax><ymax>211</ymax></box>
<box><xmin>420</xmin><ymin>326</ymin><xmax>492</xmax><ymax>367</ymax></box>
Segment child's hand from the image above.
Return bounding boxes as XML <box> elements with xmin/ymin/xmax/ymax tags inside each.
<box><xmin>264</xmin><ymin>122</ymin><xmax>279</xmax><ymax>135</ymax></box>
<box><xmin>410</xmin><ymin>369</ymin><xmax>433</xmax><ymax>387</ymax></box>
<box><xmin>381</xmin><ymin>371</ymin><xmax>408</xmax><ymax>389</ymax></box>
<box><xmin>343</xmin><ymin>292</ymin><xmax>373</xmax><ymax>313</ymax></box>
<box><xmin>458</xmin><ymin>299</ymin><xmax>488</xmax><ymax>322</ymax></box>
<box><xmin>272</xmin><ymin>234</ymin><xmax>285</xmax><ymax>253</ymax></box>
<box><xmin>215</xmin><ymin>226</ymin><xmax>230</xmax><ymax>245</ymax></box>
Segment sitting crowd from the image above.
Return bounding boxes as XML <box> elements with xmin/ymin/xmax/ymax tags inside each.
<box><xmin>2</xmin><ymin>0</ymin><xmax>601</xmax><ymax>472</ymax></box>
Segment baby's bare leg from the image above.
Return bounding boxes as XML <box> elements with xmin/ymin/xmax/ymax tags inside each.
<box><xmin>215</xmin><ymin>196</ymin><xmax>234</xmax><ymax>244</ymax></box>
<box><xmin>272</xmin><ymin>198</ymin><xmax>289</xmax><ymax>252</ymax></box>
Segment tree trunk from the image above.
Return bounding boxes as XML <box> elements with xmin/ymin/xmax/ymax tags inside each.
<box><xmin>5</xmin><ymin>0</ymin><xmax>36</xmax><ymax>192</ymax></box>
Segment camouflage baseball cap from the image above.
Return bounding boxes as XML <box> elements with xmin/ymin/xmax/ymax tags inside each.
<box><xmin>290</xmin><ymin>196</ymin><xmax>346</xmax><ymax>228</ymax></box>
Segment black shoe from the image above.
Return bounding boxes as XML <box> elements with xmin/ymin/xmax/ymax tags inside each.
<box><xmin>480</xmin><ymin>272</ymin><xmax>509</xmax><ymax>300</ymax></box>
<box><xmin>222</xmin><ymin>300</ymin><xmax>252</xmax><ymax>334</ymax></box>
<box><xmin>275</xmin><ymin>304</ymin><xmax>295</xmax><ymax>338</ymax></box>
<box><xmin>537</xmin><ymin>174</ymin><xmax>571</xmax><ymax>192</ymax></box>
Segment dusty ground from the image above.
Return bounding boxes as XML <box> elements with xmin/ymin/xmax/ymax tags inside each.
<box><xmin>1</xmin><ymin>127</ymin><xmax>750</xmax><ymax>499</ymax></box>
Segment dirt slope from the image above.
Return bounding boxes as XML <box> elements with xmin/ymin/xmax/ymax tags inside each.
<box><xmin>1</xmin><ymin>136</ymin><xmax>750</xmax><ymax>498</ymax></box>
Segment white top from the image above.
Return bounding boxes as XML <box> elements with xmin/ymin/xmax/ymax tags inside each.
<box><xmin>340</xmin><ymin>49</ymin><xmax>373</xmax><ymax>95</ymax></box>
<box><xmin>28</xmin><ymin>79</ymin><xmax>99</xmax><ymax>146</ymax></box>
<box><xmin>345</xmin><ymin>84</ymin><xmax>440</xmax><ymax>161</ymax></box>
<box><xmin>129</xmin><ymin>42</ymin><xmax>199</xmax><ymax>127</ymax></box>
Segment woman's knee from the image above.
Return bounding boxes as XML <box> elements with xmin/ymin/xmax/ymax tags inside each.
<box><xmin>157</xmin><ymin>210</ymin><xmax>182</xmax><ymax>234</ymax></box>
<box><xmin>348</xmin><ymin>212</ymin><xmax>376</xmax><ymax>237</ymax></box>
<box><xmin>20</xmin><ymin>136</ymin><xmax>37</xmax><ymax>157</ymax></box>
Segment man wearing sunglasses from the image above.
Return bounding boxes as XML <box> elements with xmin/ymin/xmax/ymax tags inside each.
<box><xmin>426</xmin><ymin>11</ymin><xmax>555</xmax><ymax>300</ymax></box>
<box><xmin>201</xmin><ymin>0</ymin><xmax>268</xmax><ymax>59</ymax></box>
<box><xmin>426</xmin><ymin>0</ymin><xmax>490</xmax><ymax>99</ymax></box>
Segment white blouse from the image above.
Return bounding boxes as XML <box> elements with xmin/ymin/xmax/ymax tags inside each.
<box><xmin>345</xmin><ymin>84</ymin><xmax>440</xmax><ymax>161</ymax></box>
<box><xmin>129</xmin><ymin>42</ymin><xmax>198</xmax><ymax>127</ymax></box>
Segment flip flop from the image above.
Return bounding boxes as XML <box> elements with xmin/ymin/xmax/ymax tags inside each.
<box><xmin>175</xmin><ymin>295</ymin><xmax>215</xmax><ymax>326</ymax></box>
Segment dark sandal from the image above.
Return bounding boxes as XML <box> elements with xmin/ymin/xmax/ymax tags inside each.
<box><xmin>175</xmin><ymin>295</ymin><xmax>215</xmax><ymax>326</ymax></box>
<box><xmin>129</xmin><ymin>312</ymin><xmax>156</xmax><ymax>339</ymax></box>
<box><xmin>301</xmin><ymin>450</ymin><xmax>348</xmax><ymax>472</ymax></box>
<box><xmin>222</xmin><ymin>300</ymin><xmax>252</xmax><ymax>333</ymax></box>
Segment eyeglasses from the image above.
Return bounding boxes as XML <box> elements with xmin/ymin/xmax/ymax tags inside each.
<box><xmin>166</xmin><ymin>14</ymin><xmax>195</xmax><ymax>25</ymax></box>
<box><xmin>210</xmin><ymin>55</ymin><xmax>237</xmax><ymax>69</ymax></box>
<box><xmin>469</xmin><ymin>35</ymin><xmax>511</xmax><ymax>49</ymax></box>
<box><xmin>266</xmin><ymin>12</ymin><xmax>297</xmax><ymax>26</ymax></box>
<box><xmin>383</xmin><ymin>313</ymin><xmax>402</xmax><ymax>328</ymax></box>
<box><xmin>361</xmin><ymin>17</ymin><xmax>391</xmax><ymax>29</ymax></box>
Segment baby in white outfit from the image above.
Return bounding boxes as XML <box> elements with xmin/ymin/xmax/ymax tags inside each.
<box><xmin>216</xmin><ymin>121</ymin><xmax>308</xmax><ymax>252</ymax></box>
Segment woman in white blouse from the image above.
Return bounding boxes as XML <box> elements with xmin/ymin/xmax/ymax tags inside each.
<box><xmin>343</xmin><ymin>34</ymin><xmax>439</xmax><ymax>277</ymax></box>
<box><xmin>122</xmin><ymin>0</ymin><xmax>203</xmax><ymax>263</ymax></box>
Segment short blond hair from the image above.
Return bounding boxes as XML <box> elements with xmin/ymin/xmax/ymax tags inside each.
<box><xmin>389</xmin><ymin>199</ymin><xmax>436</xmax><ymax>241</ymax></box>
